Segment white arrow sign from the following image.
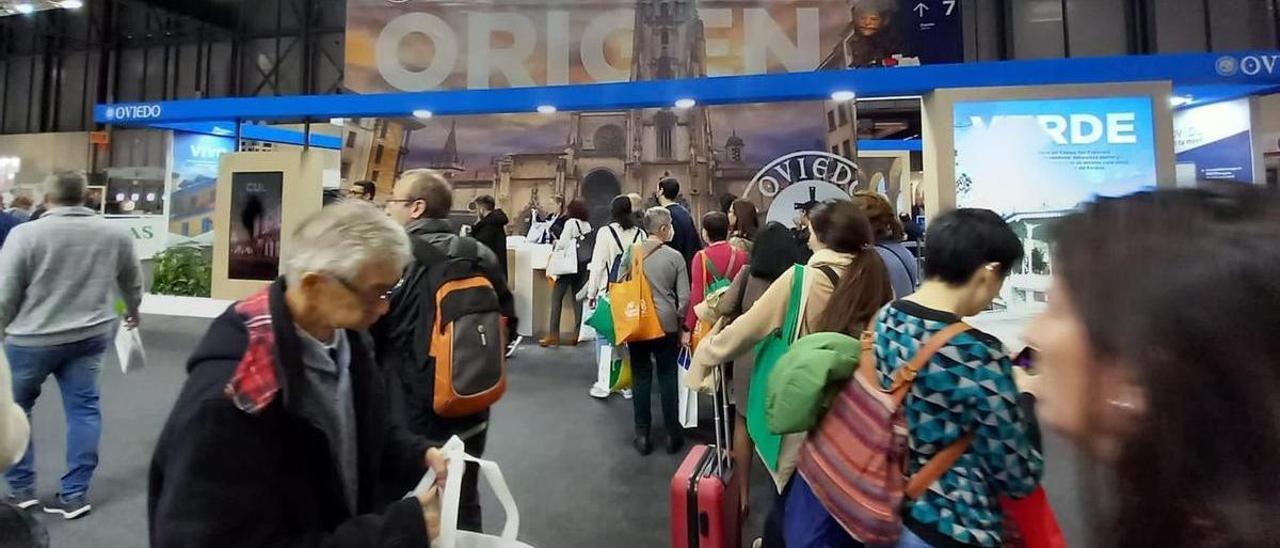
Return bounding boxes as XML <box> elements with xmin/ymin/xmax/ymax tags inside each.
<box><xmin>914</xmin><ymin>2</ymin><xmax>929</xmax><ymax>17</ymax></box>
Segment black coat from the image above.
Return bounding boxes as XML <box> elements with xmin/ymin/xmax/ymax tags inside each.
<box><xmin>471</xmin><ymin>209</ymin><xmax>510</xmax><ymax>276</ymax></box>
<box><xmin>148</xmin><ymin>280</ymin><xmax>433</xmax><ymax>548</ymax></box>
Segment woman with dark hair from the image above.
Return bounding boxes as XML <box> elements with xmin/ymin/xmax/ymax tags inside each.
<box><xmin>1025</xmin><ymin>186</ymin><xmax>1280</xmax><ymax>547</ymax></box>
<box><xmin>582</xmin><ymin>195</ymin><xmax>646</xmax><ymax>398</ymax></box>
<box><xmin>853</xmin><ymin>191</ymin><xmax>918</xmax><ymax>297</ymax></box>
<box><xmin>692</xmin><ymin>199</ymin><xmax>893</xmax><ymax>498</ymax></box>
<box><xmin>792</xmin><ymin>207</ymin><xmax>1042</xmax><ymax>547</ymax></box>
<box><xmin>728</xmin><ymin>199</ymin><xmax>760</xmax><ymax>253</ymax></box>
<box><xmin>541</xmin><ymin>199</ymin><xmax>592</xmax><ymax>348</ymax></box>
<box><xmin>689</xmin><ymin>220</ymin><xmax>807</xmax><ymax>516</ymax></box>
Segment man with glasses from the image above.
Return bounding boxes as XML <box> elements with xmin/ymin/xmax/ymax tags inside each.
<box><xmin>150</xmin><ymin>200</ymin><xmax>449</xmax><ymax>546</ymax></box>
<box><xmin>376</xmin><ymin>169</ymin><xmax>515</xmax><ymax>533</ymax></box>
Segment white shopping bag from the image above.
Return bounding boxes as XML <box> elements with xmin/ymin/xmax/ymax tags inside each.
<box><xmin>577</xmin><ymin>304</ymin><xmax>597</xmax><ymax>343</ymax></box>
<box><xmin>546</xmin><ymin>246</ymin><xmax>578</xmax><ymax>277</ymax></box>
<box><xmin>413</xmin><ymin>436</ymin><xmax>534</xmax><ymax>548</ymax></box>
<box><xmin>114</xmin><ymin>324</ymin><xmax>146</xmax><ymax>374</ymax></box>
<box><xmin>677</xmin><ymin>347</ymin><xmax>698</xmax><ymax>429</ymax></box>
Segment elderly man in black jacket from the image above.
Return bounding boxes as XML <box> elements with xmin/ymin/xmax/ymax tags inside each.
<box><xmin>149</xmin><ymin>201</ymin><xmax>447</xmax><ymax>547</ymax></box>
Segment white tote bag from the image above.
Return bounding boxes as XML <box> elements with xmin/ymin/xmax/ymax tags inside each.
<box><xmin>413</xmin><ymin>436</ymin><xmax>534</xmax><ymax>548</ymax></box>
<box><xmin>677</xmin><ymin>346</ymin><xmax>698</xmax><ymax>429</ymax></box>
<box><xmin>546</xmin><ymin>245</ymin><xmax>579</xmax><ymax>277</ymax></box>
<box><xmin>114</xmin><ymin>324</ymin><xmax>146</xmax><ymax>374</ymax></box>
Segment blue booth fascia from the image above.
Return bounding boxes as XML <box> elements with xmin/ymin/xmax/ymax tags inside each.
<box><xmin>97</xmin><ymin>51</ymin><xmax>1280</xmax><ymax>129</ymax></box>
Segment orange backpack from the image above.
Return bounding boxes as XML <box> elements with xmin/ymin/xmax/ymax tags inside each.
<box><xmin>415</xmin><ymin>238</ymin><xmax>508</xmax><ymax>418</ymax></box>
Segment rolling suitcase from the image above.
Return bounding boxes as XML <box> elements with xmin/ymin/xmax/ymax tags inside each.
<box><xmin>671</xmin><ymin>366</ymin><xmax>741</xmax><ymax>548</ymax></box>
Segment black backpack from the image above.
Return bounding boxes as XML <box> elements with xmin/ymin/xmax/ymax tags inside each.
<box><xmin>411</xmin><ymin>237</ymin><xmax>507</xmax><ymax>417</ymax></box>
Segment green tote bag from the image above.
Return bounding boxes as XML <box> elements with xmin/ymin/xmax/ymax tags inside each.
<box><xmin>746</xmin><ymin>264</ymin><xmax>806</xmax><ymax>472</ymax></box>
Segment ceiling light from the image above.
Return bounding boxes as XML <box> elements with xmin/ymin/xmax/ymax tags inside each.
<box><xmin>61</xmin><ymin>0</ymin><xmax>84</xmax><ymax>9</ymax></box>
<box><xmin>328</xmin><ymin>118</ymin><xmax>345</xmax><ymax>126</ymax></box>
<box><xmin>536</xmin><ymin>105</ymin><xmax>557</xmax><ymax>114</ymax></box>
<box><xmin>15</xmin><ymin>4</ymin><xmax>35</xmax><ymax>14</ymax></box>
<box><xmin>674</xmin><ymin>98</ymin><xmax>696</xmax><ymax>109</ymax></box>
<box><xmin>830</xmin><ymin>90</ymin><xmax>856</xmax><ymax>102</ymax></box>
<box><xmin>1169</xmin><ymin>95</ymin><xmax>1194</xmax><ymax>107</ymax></box>
<box><xmin>412</xmin><ymin>109</ymin><xmax>433</xmax><ymax>119</ymax></box>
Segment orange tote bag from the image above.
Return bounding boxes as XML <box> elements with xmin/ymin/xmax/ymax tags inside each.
<box><xmin>610</xmin><ymin>244</ymin><xmax>666</xmax><ymax>344</ymax></box>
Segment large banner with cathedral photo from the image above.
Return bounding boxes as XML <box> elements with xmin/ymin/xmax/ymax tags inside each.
<box><xmin>344</xmin><ymin>0</ymin><xmax>964</xmax><ymax>93</ymax></box>
<box><xmin>393</xmin><ymin>99</ymin><xmax>911</xmax><ymax>232</ymax></box>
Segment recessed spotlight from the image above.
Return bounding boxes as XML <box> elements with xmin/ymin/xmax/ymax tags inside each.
<box><xmin>831</xmin><ymin>90</ymin><xmax>856</xmax><ymax>102</ymax></box>
<box><xmin>674</xmin><ymin>98</ymin><xmax>696</xmax><ymax>109</ymax></box>
<box><xmin>412</xmin><ymin>109</ymin><xmax>433</xmax><ymax>119</ymax></box>
<box><xmin>61</xmin><ymin>0</ymin><xmax>84</xmax><ymax>9</ymax></box>
<box><xmin>536</xmin><ymin>105</ymin><xmax>557</xmax><ymax>114</ymax></box>
<box><xmin>15</xmin><ymin>4</ymin><xmax>35</xmax><ymax>14</ymax></box>
<box><xmin>1169</xmin><ymin>95</ymin><xmax>1194</xmax><ymax>107</ymax></box>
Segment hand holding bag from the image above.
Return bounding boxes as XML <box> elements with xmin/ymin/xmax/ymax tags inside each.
<box><xmin>413</xmin><ymin>436</ymin><xmax>534</xmax><ymax>548</ymax></box>
<box><xmin>114</xmin><ymin>323</ymin><xmax>146</xmax><ymax>374</ymax></box>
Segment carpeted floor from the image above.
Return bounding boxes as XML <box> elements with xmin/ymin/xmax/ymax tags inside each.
<box><xmin>14</xmin><ymin>315</ymin><xmax>1091</xmax><ymax>547</ymax></box>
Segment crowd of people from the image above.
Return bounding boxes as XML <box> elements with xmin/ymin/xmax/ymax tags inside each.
<box><xmin>0</xmin><ymin>168</ymin><xmax>1279</xmax><ymax>547</ymax></box>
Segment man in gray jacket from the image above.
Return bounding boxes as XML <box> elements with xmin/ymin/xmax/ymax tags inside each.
<box><xmin>626</xmin><ymin>207</ymin><xmax>691</xmax><ymax>456</ymax></box>
<box><xmin>0</xmin><ymin>172</ymin><xmax>143</xmax><ymax>519</ymax></box>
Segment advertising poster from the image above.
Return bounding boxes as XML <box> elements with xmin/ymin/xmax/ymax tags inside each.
<box><xmin>170</xmin><ymin>133</ymin><xmax>236</xmax><ymax>240</ymax></box>
<box><xmin>85</xmin><ymin>185</ymin><xmax>105</xmax><ymax>214</ymax></box>
<box><xmin>343</xmin><ymin>0</ymin><xmax>963</xmax><ymax>93</ymax></box>
<box><xmin>954</xmin><ymin>96</ymin><xmax>1157</xmax><ymax>319</ymax></box>
<box><xmin>1173</xmin><ymin>98</ymin><xmax>1255</xmax><ymax>184</ymax></box>
<box><xmin>228</xmin><ymin>172</ymin><xmax>283</xmax><ymax>281</ymax></box>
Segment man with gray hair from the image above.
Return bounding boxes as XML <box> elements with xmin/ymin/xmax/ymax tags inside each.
<box><xmin>624</xmin><ymin>206</ymin><xmax>690</xmax><ymax>455</ymax></box>
<box><xmin>149</xmin><ymin>200</ymin><xmax>449</xmax><ymax>546</ymax></box>
<box><xmin>0</xmin><ymin>171</ymin><xmax>142</xmax><ymax>518</ymax></box>
<box><xmin>376</xmin><ymin>168</ymin><xmax>515</xmax><ymax>532</ymax></box>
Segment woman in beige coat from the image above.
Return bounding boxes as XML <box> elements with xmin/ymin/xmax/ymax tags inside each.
<box><xmin>690</xmin><ymin>200</ymin><xmax>892</xmax><ymax>521</ymax></box>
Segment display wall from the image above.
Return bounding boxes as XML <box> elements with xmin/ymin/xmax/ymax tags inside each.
<box><xmin>921</xmin><ymin>82</ymin><xmax>1176</xmax><ymax>344</ymax></box>
<box><xmin>212</xmin><ymin>150</ymin><xmax>325</xmax><ymax>300</ymax></box>
<box><xmin>383</xmin><ymin>97</ymin><xmax>875</xmax><ymax>231</ymax></box>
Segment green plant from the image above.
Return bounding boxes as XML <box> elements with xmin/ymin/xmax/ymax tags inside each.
<box><xmin>151</xmin><ymin>244</ymin><xmax>212</xmax><ymax>297</ymax></box>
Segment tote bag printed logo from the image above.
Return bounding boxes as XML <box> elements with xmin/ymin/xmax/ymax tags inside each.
<box><xmin>625</xmin><ymin>300</ymin><xmax>645</xmax><ymax>320</ymax></box>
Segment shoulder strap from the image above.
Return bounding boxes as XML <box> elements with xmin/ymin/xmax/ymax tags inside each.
<box><xmin>816</xmin><ymin>265</ymin><xmax>840</xmax><ymax>288</ymax></box>
<box><xmin>887</xmin><ymin>322</ymin><xmax>971</xmax><ymax>403</ymax></box>
<box><xmin>702</xmin><ymin>251</ymin><xmax>724</xmax><ymax>282</ymax></box>
<box><xmin>781</xmin><ymin>264</ymin><xmax>806</xmax><ymax>341</ymax></box>
<box><xmin>881</xmin><ymin>322</ymin><xmax>974</xmax><ymax>500</ymax></box>
<box><xmin>608</xmin><ymin>226</ymin><xmax>623</xmax><ymax>249</ymax></box>
<box><xmin>411</xmin><ymin>236</ymin><xmax>448</xmax><ymax>266</ymax></box>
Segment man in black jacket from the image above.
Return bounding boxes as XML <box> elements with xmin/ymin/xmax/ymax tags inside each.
<box><xmin>149</xmin><ymin>201</ymin><xmax>446</xmax><ymax>547</ymax></box>
<box><xmin>655</xmin><ymin>177</ymin><xmax>703</xmax><ymax>267</ymax></box>
<box><xmin>469</xmin><ymin>195</ymin><xmax>509</xmax><ymax>278</ymax></box>
<box><xmin>378</xmin><ymin>170</ymin><xmax>516</xmax><ymax>532</ymax></box>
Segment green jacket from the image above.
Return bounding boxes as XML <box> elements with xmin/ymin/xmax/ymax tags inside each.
<box><xmin>766</xmin><ymin>332</ymin><xmax>861</xmax><ymax>434</ymax></box>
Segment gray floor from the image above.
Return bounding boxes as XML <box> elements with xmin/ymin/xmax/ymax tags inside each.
<box><xmin>15</xmin><ymin>315</ymin><xmax>1091</xmax><ymax>547</ymax></box>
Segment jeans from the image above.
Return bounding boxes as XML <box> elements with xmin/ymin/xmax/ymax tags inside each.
<box><xmin>547</xmin><ymin>274</ymin><xmax>585</xmax><ymax>338</ymax></box>
<box><xmin>627</xmin><ymin>333</ymin><xmax>680</xmax><ymax>432</ymax></box>
<box><xmin>4</xmin><ymin>335</ymin><xmax>109</xmax><ymax>498</ymax></box>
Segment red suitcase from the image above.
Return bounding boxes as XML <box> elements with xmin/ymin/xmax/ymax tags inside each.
<box><xmin>671</xmin><ymin>367</ymin><xmax>741</xmax><ymax>548</ymax></box>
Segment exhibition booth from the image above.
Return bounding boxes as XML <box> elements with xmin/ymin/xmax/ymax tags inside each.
<box><xmin>91</xmin><ymin>50</ymin><xmax>1280</xmax><ymax>341</ymax></box>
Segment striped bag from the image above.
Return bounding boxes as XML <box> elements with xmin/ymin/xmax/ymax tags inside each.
<box><xmin>794</xmin><ymin>322</ymin><xmax>973</xmax><ymax>545</ymax></box>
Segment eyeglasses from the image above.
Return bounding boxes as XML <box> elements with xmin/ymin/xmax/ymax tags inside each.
<box><xmin>326</xmin><ymin>274</ymin><xmax>396</xmax><ymax>305</ymax></box>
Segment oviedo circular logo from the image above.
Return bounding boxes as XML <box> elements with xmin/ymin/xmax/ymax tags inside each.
<box><xmin>1216</xmin><ymin>56</ymin><xmax>1239</xmax><ymax>77</ymax></box>
<box><xmin>745</xmin><ymin>151</ymin><xmax>859</xmax><ymax>228</ymax></box>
